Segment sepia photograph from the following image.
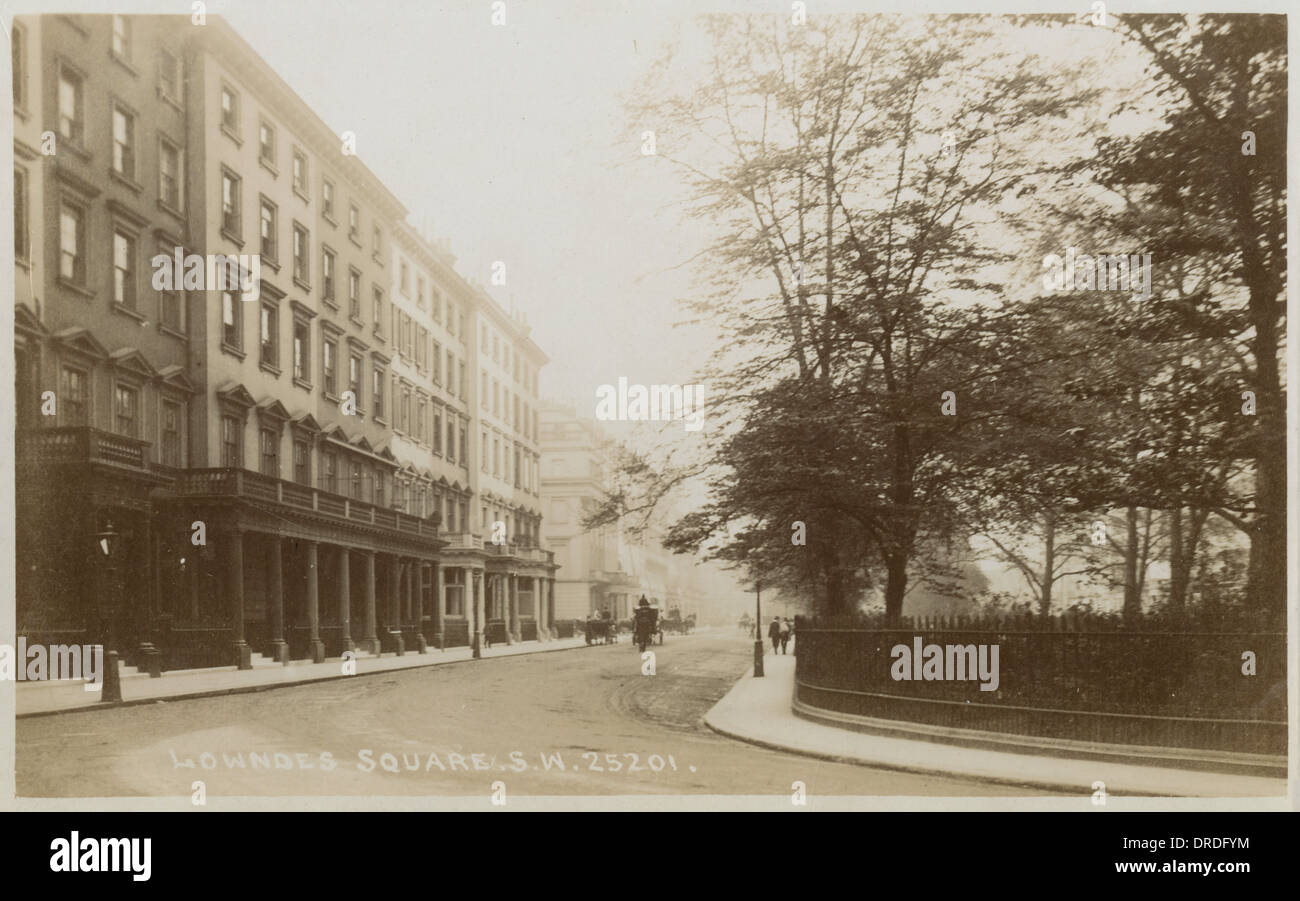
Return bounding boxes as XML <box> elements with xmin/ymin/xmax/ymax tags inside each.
<box><xmin>0</xmin><ymin>0</ymin><xmax>1294</xmax><ymax>869</ymax></box>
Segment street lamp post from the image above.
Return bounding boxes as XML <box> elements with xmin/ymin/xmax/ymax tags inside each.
<box><xmin>96</xmin><ymin>520</ymin><xmax>122</xmax><ymax>703</ymax></box>
<box><xmin>753</xmin><ymin>578</ymin><xmax>764</xmax><ymax>678</ymax></box>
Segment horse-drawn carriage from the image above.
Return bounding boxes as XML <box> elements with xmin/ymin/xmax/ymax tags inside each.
<box><xmin>661</xmin><ymin>608</ymin><xmax>697</xmax><ymax>636</ymax></box>
<box><xmin>633</xmin><ymin>604</ymin><xmax>660</xmax><ymax>652</ymax></box>
<box><xmin>584</xmin><ymin>616</ymin><xmax>618</xmax><ymax>645</ymax></box>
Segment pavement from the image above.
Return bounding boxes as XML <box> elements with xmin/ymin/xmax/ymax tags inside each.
<box><xmin>15</xmin><ymin>634</ymin><xmax>1039</xmax><ymax>799</ymax></box>
<box><xmin>703</xmin><ymin>652</ymin><xmax>1288</xmax><ymax>799</ymax></box>
<box><xmin>14</xmin><ymin>636</ymin><xmax>589</xmax><ymax>716</ymax></box>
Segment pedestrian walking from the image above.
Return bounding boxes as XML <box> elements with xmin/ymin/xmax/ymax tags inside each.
<box><xmin>768</xmin><ymin>616</ymin><xmax>781</xmax><ymax>654</ymax></box>
<box><xmin>779</xmin><ymin>617</ymin><xmax>791</xmax><ymax>654</ymax></box>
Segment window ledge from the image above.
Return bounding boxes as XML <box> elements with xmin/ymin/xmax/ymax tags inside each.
<box><xmin>109</xmin><ymin>168</ymin><xmax>143</xmax><ymax>193</ymax></box>
<box><xmin>159</xmin><ymin>91</ymin><xmax>184</xmax><ymax>114</ymax></box>
<box><xmin>322</xmin><ymin>298</ymin><xmax>339</xmax><ymax>311</ymax></box>
<box><xmin>109</xmin><ymin>51</ymin><xmax>139</xmax><ymax>78</ymax></box>
<box><xmin>293</xmin><ymin>187</ymin><xmax>310</xmax><ymax>204</ymax></box>
<box><xmin>220</xmin><ymin>227</ymin><xmax>244</xmax><ymax>249</ymax></box>
<box><xmin>57</xmin><ymin>278</ymin><xmax>95</xmax><ymax>300</ymax></box>
<box><xmin>158</xmin><ymin>324</ymin><xmax>188</xmax><ymax>342</ymax></box>
<box><xmin>60</xmin><ymin>140</ymin><xmax>92</xmax><ymax>162</ymax></box>
<box><xmin>293</xmin><ymin>377</ymin><xmax>312</xmax><ymax>392</ymax></box>
<box><xmin>293</xmin><ymin>275</ymin><xmax>311</xmax><ymax>293</ymax></box>
<box><xmin>112</xmin><ymin>302</ymin><xmax>147</xmax><ymax>322</ymax></box>
<box><xmin>323</xmin><ymin>212</ymin><xmax>338</xmax><ymax>228</ymax></box>
<box><xmin>258</xmin><ymin>157</ymin><xmax>279</xmax><ymax>178</ymax></box>
<box><xmin>259</xmin><ymin>360</ymin><xmax>282</xmax><ymax>377</ymax></box>
<box><xmin>157</xmin><ymin>198</ymin><xmax>185</xmax><ymax>222</ymax></box>
<box><xmin>221</xmin><ymin>342</ymin><xmax>247</xmax><ymax>361</ymax></box>
<box><xmin>221</xmin><ymin>124</ymin><xmax>243</xmax><ymax>147</ymax></box>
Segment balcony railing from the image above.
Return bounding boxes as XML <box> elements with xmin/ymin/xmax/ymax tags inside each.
<box><xmin>18</xmin><ymin>426</ymin><xmax>154</xmax><ymax>474</ymax></box>
<box><xmin>174</xmin><ymin>468</ymin><xmax>441</xmax><ymax>537</ymax></box>
<box><xmin>444</xmin><ymin>532</ymin><xmax>485</xmax><ymax>550</ymax></box>
<box><xmin>485</xmin><ymin>541</ymin><xmax>554</xmax><ymax>565</ymax></box>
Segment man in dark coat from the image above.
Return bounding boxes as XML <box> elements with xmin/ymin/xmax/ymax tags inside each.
<box><xmin>768</xmin><ymin>617</ymin><xmax>781</xmax><ymax>654</ymax></box>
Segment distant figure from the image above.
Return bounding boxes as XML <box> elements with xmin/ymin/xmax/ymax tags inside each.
<box><xmin>779</xmin><ymin>617</ymin><xmax>791</xmax><ymax>654</ymax></box>
<box><xmin>768</xmin><ymin>616</ymin><xmax>781</xmax><ymax>654</ymax></box>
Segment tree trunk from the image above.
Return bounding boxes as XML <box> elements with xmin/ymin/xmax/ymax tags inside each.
<box><xmin>1168</xmin><ymin>506</ymin><xmax>1187</xmax><ymax>612</ymax></box>
<box><xmin>884</xmin><ymin>552</ymin><xmax>907</xmax><ymax>622</ymax></box>
<box><xmin>1038</xmin><ymin>512</ymin><xmax>1056</xmax><ymax>616</ymax></box>
<box><xmin>1122</xmin><ymin>506</ymin><xmax>1140</xmax><ymax>621</ymax></box>
<box><xmin>1234</xmin><ymin>155</ymin><xmax>1285</xmax><ymax>616</ymax></box>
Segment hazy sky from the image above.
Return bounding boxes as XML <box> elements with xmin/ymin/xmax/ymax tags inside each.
<box><xmin>218</xmin><ymin>0</ymin><xmax>717</xmax><ymax>416</ymax></box>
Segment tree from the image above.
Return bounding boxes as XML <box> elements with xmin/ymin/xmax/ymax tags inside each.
<box><xmin>1083</xmin><ymin>14</ymin><xmax>1287</xmax><ymax>614</ymax></box>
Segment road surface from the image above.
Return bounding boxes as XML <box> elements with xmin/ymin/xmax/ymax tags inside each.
<box><xmin>16</xmin><ymin>633</ymin><xmax>1045</xmax><ymax>798</ymax></box>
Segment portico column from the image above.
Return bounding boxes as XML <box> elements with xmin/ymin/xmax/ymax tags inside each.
<box><xmin>504</xmin><ymin>572</ymin><xmax>514</xmax><ymax>642</ymax></box>
<box><xmin>414</xmin><ymin>561</ymin><xmax>428</xmax><ymax>653</ymax></box>
<box><xmin>432</xmin><ymin>560</ymin><xmax>444</xmax><ymax>650</ymax></box>
<box><xmin>362</xmin><ymin>550</ymin><xmax>379</xmax><ymax>654</ymax></box>
<box><xmin>387</xmin><ymin>555</ymin><xmax>404</xmax><ymax>655</ymax></box>
<box><xmin>268</xmin><ymin>536</ymin><xmax>289</xmax><ymax>664</ymax></box>
<box><xmin>136</xmin><ymin>516</ymin><xmax>162</xmax><ymax>676</ymax></box>
<box><xmin>471</xmin><ymin>569</ymin><xmax>483</xmax><ymax>659</ymax></box>
<box><xmin>338</xmin><ymin>547</ymin><xmax>354</xmax><ymax>654</ymax></box>
<box><xmin>533</xmin><ymin>576</ymin><xmax>547</xmax><ymax>641</ymax></box>
<box><xmin>228</xmin><ymin>527</ymin><xmax>252</xmax><ymax>670</ymax></box>
<box><xmin>305</xmin><ymin>540</ymin><xmax>325</xmax><ymax>663</ymax></box>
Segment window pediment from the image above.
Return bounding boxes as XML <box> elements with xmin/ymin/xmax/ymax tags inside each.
<box><xmin>53</xmin><ymin>327</ymin><xmax>109</xmax><ymax>361</ymax></box>
<box><xmin>216</xmin><ymin>381</ymin><xmax>257</xmax><ymax>413</ymax></box>
<box><xmin>108</xmin><ymin>347</ymin><xmax>159</xmax><ymax>381</ymax></box>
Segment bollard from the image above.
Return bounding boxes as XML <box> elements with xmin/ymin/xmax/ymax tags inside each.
<box><xmin>100</xmin><ymin>649</ymin><xmax>123</xmax><ymax>702</ymax></box>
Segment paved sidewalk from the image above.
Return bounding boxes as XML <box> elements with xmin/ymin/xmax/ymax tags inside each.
<box><xmin>15</xmin><ymin>636</ymin><xmax>589</xmax><ymax>717</ymax></box>
<box><xmin>703</xmin><ymin>653</ymin><xmax>1287</xmax><ymax>798</ymax></box>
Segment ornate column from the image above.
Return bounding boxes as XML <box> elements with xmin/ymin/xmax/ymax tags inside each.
<box><xmin>268</xmin><ymin>535</ymin><xmax>289</xmax><ymax>664</ymax></box>
<box><xmin>362</xmin><ymin>550</ymin><xmax>379</xmax><ymax>654</ymax></box>
<box><xmin>507</xmin><ymin>574</ymin><xmax>520</xmax><ymax>644</ymax></box>
<box><xmin>414</xmin><ymin>561</ymin><xmax>428</xmax><ymax>653</ymax></box>
<box><xmin>387</xmin><ymin>555</ymin><xmax>405</xmax><ymax>656</ymax></box>
<box><xmin>305</xmin><ymin>540</ymin><xmax>325</xmax><ymax>663</ymax></box>
<box><xmin>228</xmin><ymin>526</ymin><xmax>252</xmax><ymax>669</ymax></box>
<box><xmin>533</xmin><ymin>576</ymin><xmax>547</xmax><ymax>641</ymax></box>
<box><xmin>136</xmin><ymin>515</ymin><xmax>162</xmax><ymax>676</ymax></box>
<box><xmin>338</xmin><ymin>547</ymin><xmax>354</xmax><ymax>654</ymax></box>
<box><xmin>431</xmin><ymin>560</ymin><xmax>444</xmax><ymax>650</ymax></box>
